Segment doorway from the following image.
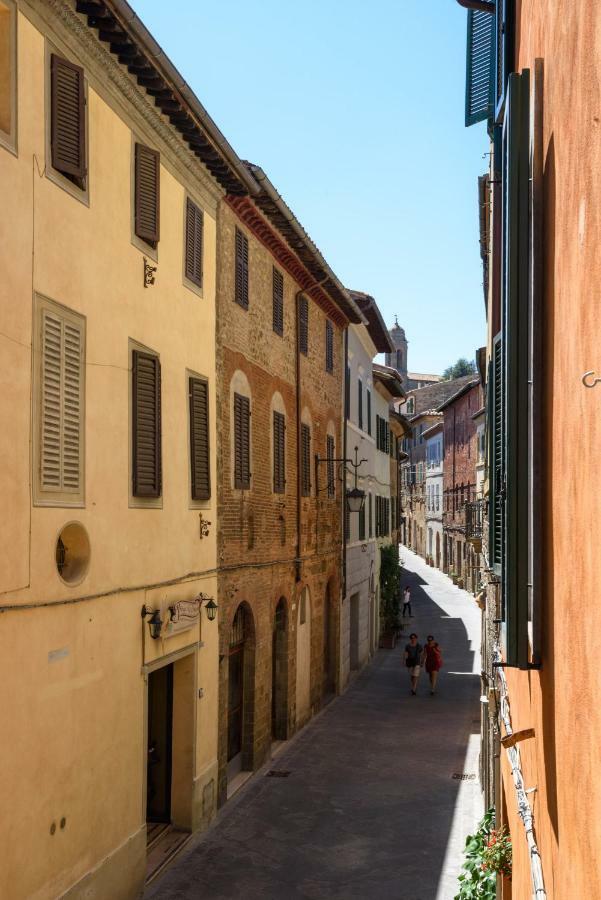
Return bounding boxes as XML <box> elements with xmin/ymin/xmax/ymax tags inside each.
<box><xmin>147</xmin><ymin>664</ymin><xmax>173</xmax><ymax>825</ymax></box>
<box><xmin>322</xmin><ymin>581</ymin><xmax>335</xmax><ymax>697</ymax></box>
<box><xmin>227</xmin><ymin>606</ymin><xmax>246</xmax><ymax>778</ymax></box>
<box><xmin>271</xmin><ymin>598</ymin><xmax>288</xmax><ymax>741</ymax></box>
<box><xmin>350</xmin><ymin>593</ymin><xmax>360</xmax><ymax>670</ymax></box>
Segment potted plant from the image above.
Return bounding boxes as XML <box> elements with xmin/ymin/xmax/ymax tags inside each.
<box><xmin>449</xmin><ymin>570</ymin><xmax>458</xmax><ymax>585</ymax></box>
<box><xmin>457</xmin><ymin>576</ymin><xmax>464</xmax><ymax>589</ymax></box>
<box><xmin>378</xmin><ymin>544</ymin><xmax>401</xmax><ymax>649</ymax></box>
<box><xmin>456</xmin><ymin>808</ymin><xmax>511</xmax><ymax>899</ymax></box>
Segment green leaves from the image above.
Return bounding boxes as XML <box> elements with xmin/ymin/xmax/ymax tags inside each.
<box><xmin>380</xmin><ymin>544</ymin><xmax>401</xmax><ymax>631</ymax></box>
<box><xmin>455</xmin><ymin>808</ymin><xmax>502</xmax><ymax>900</ymax></box>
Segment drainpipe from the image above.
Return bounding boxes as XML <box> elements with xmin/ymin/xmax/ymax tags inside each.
<box><xmin>342</xmin><ymin>327</ymin><xmax>349</xmax><ymax>600</ymax></box>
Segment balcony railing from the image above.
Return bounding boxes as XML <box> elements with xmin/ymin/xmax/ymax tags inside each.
<box><xmin>465</xmin><ymin>499</ymin><xmax>485</xmax><ymax>542</ymax></box>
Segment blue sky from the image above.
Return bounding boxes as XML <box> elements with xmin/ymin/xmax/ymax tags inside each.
<box><xmin>132</xmin><ymin>1</ymin><xmax>487</xmax><ymax>375</ymax></box>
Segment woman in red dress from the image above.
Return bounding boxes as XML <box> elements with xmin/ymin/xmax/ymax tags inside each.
<box><xmin>424</xmin><ymin>635</ymin><xmax>443</xmax><ymax>695</ymax></box>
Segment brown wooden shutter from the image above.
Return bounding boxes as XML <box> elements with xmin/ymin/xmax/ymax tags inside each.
<box><xmin>235</xmin><ymin>228</ymin><xmax>249</xmax><ymax>308</ymax></box>
<box><xmin>40</xmin><ymin>308</ymin><xmax>84</xmax><ymax>493</ymax></box>
<box><xmin>273</xmin><ymin>410</ymin><xmax>285</xmax><ymax>493</ymax></box>
<box><xmin>51</xmin><ymin>54</ymin><xmax>86</xmax><ymax>181</ymax></box>
<box><xmin>135</xmin><ymin>143</ymin><xmax>160</xmax><ymax>245</ymax></box>
<box><xmin>273</xmin><ymin>268</ymin><xmax>284</xmax><ymax>335</ymax></box>
<box><xmin>132</xmin><ymin>350</ymin><xmax>161</xmax><ymax>498</ymax></box>
<box><xmin>185</xmin><ymin>198</ymin><xmax>203</xmax><ymax>287</ymax></box>
<box><xmin>325</xmin><ymin>320</ymin><xmax>333</xmax><ymax>372</ymax></box>
<box><xmin>189</xmin><ymin>377</ymin><xmax>210</xmax><ymax>500</ymax></box>
<box><xmin>234</xmin><ymin>392</ymin><xmax>251</xmax><ymax>489</ymax></box>
<box><xmin>299</xmin><ymin>296</ymin><xmax>308</xmax><ymax>355</ymax></box>
<box><xmin>301</xmin><ymin>423</ymin><xmax>311</xmax><ymax>495</ymax></box>
<box><xmin>326</xmin><ymin>434</ymin><xmax>335</xmax><ymax>497</ymax></box>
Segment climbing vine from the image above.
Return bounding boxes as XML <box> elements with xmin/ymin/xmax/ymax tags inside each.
<box><xmin>379</xmin><ymin>544</ymin><xmax>401</xmax><ymax>632</ymax></box>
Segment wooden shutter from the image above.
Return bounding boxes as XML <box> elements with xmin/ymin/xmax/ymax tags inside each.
<box><xmin>301</xmin><ymin>423</ymin><xmax>311</xmax><ymax>496</ymax></box>
<box><xmin>273</xmin><ymin>268</ymin><xmax>284</xmax><ymax>335</ymax></box>
<box><xmin>325</xmin><ymin>320</ymin><xmax>333</xmax><ymax>372</ymax></box>
<box><xmin>299</xmin><ymin>296</ymin><xmax>308</xmax><ymax>355</ymax></box>
<box><xmin>465</xmin><ymin>9</ymin><xmax>494</xmax><ymax>127</ymax></box>
<box><xmin>359</xmin><ymin>503</ymin><xmax>365</xmax><ymax>541</ymax></box>
<box><xmin>344</xmin><ymin>501</ymin><xmax>350</xmax><ymax>543</ymax></box>
<box><xmin>326</xmin><ymin>434</ymin><xmax>335</xmax><ymax>497</ymax></box>
<box><xmin>489</xmin><ymin>340</ymin><xmax>503</xmax><ymax>575</ymax></box>
<box><xmin>345</xmin><ymin>366</ymin><xmax>350</xmax><ymax>418</ymax></box>
<box><xmin>132</xmin><ymin>350</ymin><xmax>161</xmax><ymax>498</ymax></box>
<box><xmin>357</xmin><ymin>379</ymin><xmax>363</xmax><ymax>429</ymax></box>
<box><xmin>189</xmin><ymin>377</ymin><xmax>210</xmax><ymax>500</ymax></box>
<box><xmin>273</xmin><ymin>410</ymin><xmax>285</xmax><ymax>493</ymax></box>
<box><xmin>503</xmin><ymin>70</ymin><xmax>530</xmax><ymax>668</ymax></box>
<box><xmin>235</xmin><ymin>228</ymin><xmax>249</xmax><ymax>309</ymax></box>
<box><xmin>40</xmin><ymin>307</ymin><xmax>84</xmax><ymax>494</ymax></box>
<box><xmin>135</xmin><ymin>143</ymin><xmax>160</xmax><ymax>245</ymax></box>
<box><xmin>51</xmin><ymin>54</ymin><xmax>86</xmax><ymax>180</ymax></box>
<box><xmin>366</xmin><ymin>390</ymin><xmax>371</xmax><ymax>435</ymax></box>
<box><xmin>368</xmin><ymin>493</ymin><xmax>372</xmax><ymax>537</ymax></box>
<box><xmin>234</xmin><ymin>393</ymin><xmax>251</xmax><ymax>489</ymax></box>
<box><xmin>185</xmin><ymin>198</ymin><xmax>203</xmax><ymax>287</ymax></box>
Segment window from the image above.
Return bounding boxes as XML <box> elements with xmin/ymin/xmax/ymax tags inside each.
<box><xmin>357</xmin><ymin>378</ymin><xmax>363</xmax><ymax>429</ymax></box>
<box><xmin>345</xmin><ymin>502</ymin><xmax>350</xmax><ymax>543</ymax></box>
<box><xmin>325</xmin><ymin>320</ymin><xmax>333</xmax><ymax>372</ymax></box>
<box><xmin>273</xmin><ymin>410</ymin><xmax>285</xmax><ymax>493</ymax></box>
<box><xmin>407</xmin><ymin>397</ymin><xmax>415</xmax><ymax>414</ymax></box>
<box><xmin>326</xmin><ymin>434</ymin><xmax>335</xmax><ymax>498</ymax></box>
<box><xmin>345</xmin><ymin>366</ymin><xmax>350</xmax><ymax>418</ymax></box>
<box><xmin>358</xmin><ymin>503</ymin><xmax>365</xmax><ymax>541</ymax></box>
<box><xmin>301</xmin><ymin>423</ymin><xmax>311</xmax><ymax>495</ymax></box>
<box><xmin>189</xmin><ymin>376</ymin><xmax>210</xmax><ymax>501</ymax></box>
<box><xmin>185</xmin><ymin>198</ymin><xmax>203</xmax><ymax>288</ymax></box>
<box><xmin>135</xmin><ymin>142</ymin><xmax>160</xmax><ymax>247</ymax></box>
<box><xmin>33</xmin><ymin>296</ymin><xmax>85</xmax><ymax>506</ymax></box>
<box><xmin>233</xmin><ymin>392</ymin><xmax>251</xmax><ymax>489</ymax></box>
<box><xmin>235</xmin><ymin>227</ymin><xmax>249</xmax><ymax>309</ymax></box>
<box><xmin>50</xmin><ymin>54</ymin><xmax>86</xmax><ymax>187</ymax></box>
<box><xmin>273</xmin><ymin>267</ymin><xmax>284</xmax><ymax>335</ymax></box>
<box><xmin>299</xmin><ymin>295</ymin><xmax>308</xmax><ymax>355</ymax></box>
<box><xmin>368</xmin><ymin>493</ymin><xmax>373</xmax><ymax>538</ymax></box>
<box><xmin>464</xmin><ymin>8</ymin><xmax>495</xmax><ymax>127</ymax></box>
<box><xmin>0</xmin><ymin>0</ymin><xmax>16</xmax><ymax>151</ymax></box>
<box><xmin>132</xmin><ymin>349</ymin><xmax>161</xmax><ymax>498</ymax></box>
<box><xmin>367</xmin><ymin>390</ymin><xmax>371</xmax><ymax>436</ymax></box>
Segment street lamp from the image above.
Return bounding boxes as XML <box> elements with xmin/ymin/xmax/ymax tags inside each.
<box><xmin>205</xmin><ymin>599</ymin><xmax>218</xmax><ymax>621</ymax></box>
<box><xmin>141</xmin><ymin>605</ymin><xmax>163</xmax><ymax>639</ymax></box>
<box><xmin>346</xmin><ymin>487</ymin><xmax>365</xmax><ymax>513</ymax></box>
<box><xmin>315</xmin><ymin>445</ymin><xmax>368</xmax><ymax>513</ymax></box>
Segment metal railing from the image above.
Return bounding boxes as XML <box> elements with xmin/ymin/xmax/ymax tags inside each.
<box><xmin>465</xmin><ymin>499</ymin><xmax>485</xmax><ymax>541</ymax></box>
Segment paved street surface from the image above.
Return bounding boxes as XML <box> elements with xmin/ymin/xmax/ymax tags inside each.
<box><xmin>147</xmin><ymin>548</ymin><xmax>483</xmax><ymax>900</ymax></box>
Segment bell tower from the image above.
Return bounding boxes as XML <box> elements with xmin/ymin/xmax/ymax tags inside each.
<box><xmin>385</xmin><ymin>316</ymin><xmax>408</xmax><ymax>383</ymax></box>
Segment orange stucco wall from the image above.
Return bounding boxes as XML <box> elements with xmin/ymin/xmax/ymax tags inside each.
<box><xmin>502</xmin><ymin>3</ymin><xmax>601</xmax><ymax>897</ymax></box>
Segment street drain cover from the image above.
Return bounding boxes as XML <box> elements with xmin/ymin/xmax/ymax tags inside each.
<box><xmin>266</xmin><ymin>770</ymin><xmax>291</xmax><ymax>778</ymax></box>
<box><xmin>452</xmin><ymin>773</ymin><xmax>477</xmax><ymax>781</ymax></box>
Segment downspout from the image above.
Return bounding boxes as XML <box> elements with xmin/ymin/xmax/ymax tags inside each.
<box><xmin>342</xmin><ymin>327</ymin><xmax>348</xmax><ymax>600</ymax></box>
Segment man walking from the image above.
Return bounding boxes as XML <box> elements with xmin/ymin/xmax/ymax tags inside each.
<box><xmin>402</xmin><ymin>585</ymin><xmax>412</xmax><ymax>618</ymax></box>
<box><xmin>404</xmin><ymin>633</ymin><xmax>423</xmax><ymax>695</ymax></box>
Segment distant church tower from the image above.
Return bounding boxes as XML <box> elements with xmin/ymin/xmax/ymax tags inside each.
<box><xmin>385</xmin><ymin>316</ymin><xmax>408</xmax><ymax>382</ymax></box>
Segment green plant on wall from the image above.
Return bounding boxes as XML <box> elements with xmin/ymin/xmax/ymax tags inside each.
<box><xmin>379</xmin><ymin>544</ymin><xmax>401</xmax><ymax>632</ymax></box>
<box><xmin>455</xmin><ymin>808</ymin><xmax>511</xmax><ymax>899</ymax></box>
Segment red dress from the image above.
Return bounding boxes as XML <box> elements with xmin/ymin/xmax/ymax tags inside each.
<box><xmin>424</xmin><ymin>644</ymin><xmax>442</xmax><ymax>673</ymax></box>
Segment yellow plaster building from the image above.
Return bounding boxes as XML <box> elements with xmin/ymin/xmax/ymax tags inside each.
<box><xmin>0</xmin><ymin>0</ymin><xmax>256</xmax><ymax>896</ymax></box>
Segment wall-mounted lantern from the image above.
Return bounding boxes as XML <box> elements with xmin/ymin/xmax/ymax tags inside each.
<box><xmin>205</xmin><ymin>599</ymin><xmax>218</xmax><ymax>621</ymax></box>
<box><xmin>315</xmin><ymin>445</ymin><xmax>368</xmax><ymax>513</ymax></box>
<box><xmin>346</xmin><ymin>487</ymin><xmax>365</xmax><ymax>513</ymax></box>
<box><xmin>141</xmin><ymin>605</ymin><xmax>163</xmax><ymax>639</ymax></box>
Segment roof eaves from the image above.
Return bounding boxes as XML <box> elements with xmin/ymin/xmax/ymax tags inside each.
<box><xmin>437</xmin><ymin>379</ymin><xmax>480</xmax><ymax>411</ymax></box>
<box><xmin>348</xmin><ymin>291</ymin><xmax>395</xmax><ymax>353</ymax></box>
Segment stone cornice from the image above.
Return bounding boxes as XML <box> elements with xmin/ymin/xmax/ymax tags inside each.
<box><xmin>226</xmin><ymin>196</ymin><xmax>348</xmax><ymax>328</ymax></box>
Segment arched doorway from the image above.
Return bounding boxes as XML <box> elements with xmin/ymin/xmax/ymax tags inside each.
<box><xmin>322</xmin><ymin>581</ymin><xmax>335</xmax><ymax>698</ymax></box>
<box><xmin>227</xmin><ymin>604</ymin><xmax>254</xmax><ymax>781</ymax></box>
<box><xmin>271</xmin><ymin>598</ymin><xmax>288</xmax><ymax>742</ymax></box>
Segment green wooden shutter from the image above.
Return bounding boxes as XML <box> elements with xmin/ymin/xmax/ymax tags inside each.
<box><xmin>234</xmin><ymin>392</ymin><xmax>251</xmax><ymax>489</ymax></box>
<box><xmin>357</xmin><ymin>378</ymin><xmax>363</xmax><ymax>429</ymax></box>
<box><xmin>189</xmin><ymin>377</ymin><xmax>210</xmax><ymax>500</ymax></box>
<box><xmin>51</xmin><ymin>54</ymin><xmax>86</xmax><ymax>180</ymax></box>
<box><xmin>132</xmin><ymin>350</ymin><xmax>161</xmax><ymax>497</ymax></box>
<box><xmin>135</xmin><ymin>143</ymin><xmax>160</xmax><ymax>245</ymax></box>
<box><xmin>326</xmin><ymin>434</ymin><xmax>335</xmax><ymax>497</ymax></box>
<box><xmin>273</xmin><ymin>410</ymin><xmax>286</xmax><ymax>493</ymax></box>
<box><xmin>301</xmin><ymin>423</ymin><xmax>311</xmax><ymax>496</ymax></box>
<box><xmin>273</xmin><ymin>268</ymin><xmax>284</xmax><ymax>335</ymax></box>
<box><xmin>366</xmin><ymin>390</ymin><xmax>371</xmax><ymax>435</ymax></box>
<box><xmin>503</xmin><ymin>70</ymin><xmax>530</xmax><ymax>668</ymax></box>
<box><xmin>299</xmin><ymin>296</ymin><xmax>309</xmax><ymax>355</ymax></box>
<box><xmin>325</xmin><ymin>320</ymin><xmax>333</xmax><ymax>372</ymax></box>
<box><xmin>185</xmin><ymin>198</ymin><xmax>203</xmax><ymax>288</ymax></box>
<box><xmin>345</xmin><ymin>366</ymin><xmax>350</xmax><ymax>418</ymax></box>
<box><xmin>465</xmin><ymin>9</ymin><xmax>494</xmax><ymax>126</ymax></box>
<box><xmin>235</xmin><ymin>228</ymin><xmax>249</xmax><ymax>309</ymax></box>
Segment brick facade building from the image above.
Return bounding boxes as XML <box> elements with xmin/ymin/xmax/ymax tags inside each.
<box><xmin>440</xmin><ymin>380</ymin><xmax>481</xmax><ymax>591</ymax></box>
<box><xmin>215</xmin><ymin>173</ymin><xmax>362</xmax><ymax>803</ymax></box>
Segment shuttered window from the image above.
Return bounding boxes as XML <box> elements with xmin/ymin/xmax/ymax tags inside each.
<box><xmin>185</xmin><ymin>198</ymin><xmax>203</xmax><ymax>288</ymax></box>
<box><xmin>345</xmin><ymin>366</ymin><xmax>350</xmax><ymax>418</ymax></box>
<box><xmin>368</xmin><ymin>493</ymin><xmax>373</xmax><ymax>537</ymax></box>
<box><xmin>464</xmin><ymin>9</ymin><xmax>494</xmax><ymax>127</ymax></box>
<box><xmin>366</xmin><ymin>390</ymin><xmax>371</xmax><ymax>436</ymax></box>
<box><xmin>51</xmin><ymin>54</ymin><xmax>86</xmax><ymax>183</ymax></box>
<box><xmin>326</xmin><ymin>434</ymin><xmax>335</xmax><ymax>498</ymax></box>
<box><xmin>299</xmin><ymin>296</ymin><xmax>308</xmax><ymax>355</ymax></box>
<box><xmin>189</xmin><ymin>377</ymin><xmax>210</xmax><ymax>501</ymax></box>
<box><xmin>489</xmin><ymin>336</ymin><xmax>503</xmax><ymax>575</ymax></box>
<box><xmin>233</xmin><ymin>392</ymin><xmax>251</xmax><ymax>489</ymax></box>
<box><xmin>0</xmin><ymin>1</ymin><xmax>17</xmax><ymax>147</ymax></box>
<box><xmin>36</xmin><ymin>301</ymin><xmax>85</xmax><ymax>504</ymax></box>
<box><xmin>273</xmin><ymin>268</ymin><xmax>284</xmax><ymax>335</ymax></box>
<box><xmin>301</xmin><ymin>423</ymin><xmax>311</xmax><ymax>496</ymax></box>
<box><xmin>135</xmin><ymin>143</ymin><xmax>160</xmax><ymax>246</ymax></box>
<box><xmin>273</xmin><ymin>410</ymin><xmax>285</xmax><ymax>493</ymax></box>
<box><xmin>235</xmin><ymin>228</ymin><xmax>249</xmax><ymax>309</ymax></box>
<box><xmin>358</xmin><ymin>503</ymin><xmax>365</xmax><ymax>541</ymax></box>
<box><xmin>132</xmin><ymin>350</ymin><xmax>161</xmax><ymax>498</ymax></box>
<box><xmin>344</xmin><ymin>501</ymin><xmax>350</xmax><ymax>543</ymax></box>
<box><xmin>357</xmin><ymin>379</ymin><xmax>363</xmax><ymax>429</ymax></box>
<box><xmin>325</xmin><ymin>320</ymin><xmax>333</xmax><ymax>372</ymax></box>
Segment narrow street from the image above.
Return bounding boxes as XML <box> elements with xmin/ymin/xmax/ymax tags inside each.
<box><xmin>146</xmin><ymin>549</ymin><xmax>483</xmax><ymax>900</ymax></box>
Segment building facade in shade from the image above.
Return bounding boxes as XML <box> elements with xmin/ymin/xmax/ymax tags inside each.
<box><xmin>440</xmin><ymin>379</ymin><xmax>481</xmax><ymax>592</ymax></box>
<box><xmin>460</xmin><ymin>1</ymin><xmax>601</xmax><ymax>895</ymax></box>
<box><xmin>390</xmin><ymin>409</ymin><xmax>410</xmax><ymax>549</ymax></box>
<box><xmin>341</xmin><ymin>293</ymin><xmax>394</xmax><ymax>687</ymax></box>
<box><xmin>424</xmin><ymin>421</ymin><xmax>444</xmax><ymax>568</ymax></box>
<box><xmin>215</xmin><ymin>171</ymin><xmax>363</xmax><ymax>802</ymax></box>
<box><xmin>385</xmin><ymin>318</ymin><xmax>442</xmax><ymax>391</ymax></box>
<box><xmin>0</xmin><ymin>1</ymin><xmax>259</xmax><ymax>895</ymax></box>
